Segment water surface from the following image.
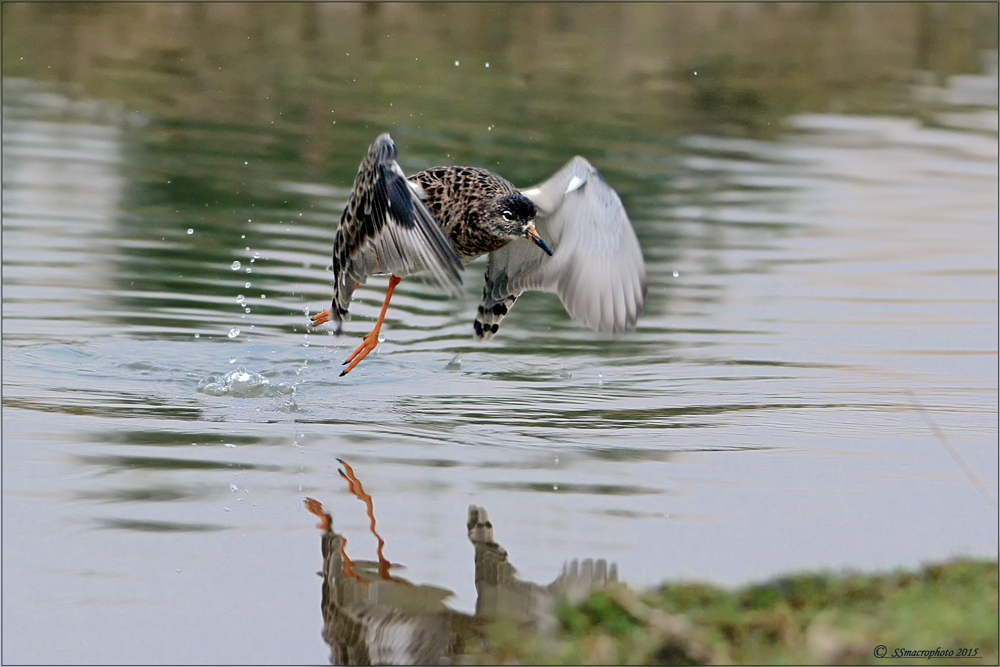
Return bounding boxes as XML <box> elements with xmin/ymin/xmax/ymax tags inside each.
<box><xmin>2</xmin><ymin>4</ymin><xmax>998</xmax><ymax>664</ymax></box>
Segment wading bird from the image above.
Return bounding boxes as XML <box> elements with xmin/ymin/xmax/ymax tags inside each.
<box><xmin>311</xmin><ymin>134</ymin><xmax>646</xmax><ymax>376</ymax></box>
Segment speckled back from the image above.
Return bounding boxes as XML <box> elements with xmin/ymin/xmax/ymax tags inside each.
<box><xmin>410</xmin><ymin>167</ymin><xmax>521</xmax><ymax>260</ymax></box>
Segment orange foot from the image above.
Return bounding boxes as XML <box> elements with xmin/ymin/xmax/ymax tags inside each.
<box><xmin>310</xmin><ymin>309</ymin><xmax>331</xmax><ymax>327</ymax></box>
<box><xmin>340</xmin><ymin>331</ymin><xmax>380</xmax><ymax>377</ymax></box>
<box><xmin>335</xmin><ymin>275</ymin><xmax>402</xmax><ymax>377</ymax></box>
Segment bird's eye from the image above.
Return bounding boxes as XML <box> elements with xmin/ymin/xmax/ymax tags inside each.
<box><xmin>502</xmin><ymin>210</ymin><xmax>514</xmax><ymax>221</ymax></box>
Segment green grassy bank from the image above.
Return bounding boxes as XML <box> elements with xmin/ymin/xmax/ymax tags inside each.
<box><xmin>476</xmin><ymin>559</ymin><xmax>998</xmax><ymax>665</ymax></box>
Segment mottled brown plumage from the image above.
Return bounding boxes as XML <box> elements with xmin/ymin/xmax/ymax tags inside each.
<box><xmin>410</xmin><ymin>167</ymin><xmax>541</xmax><ymax>259</ymax></box>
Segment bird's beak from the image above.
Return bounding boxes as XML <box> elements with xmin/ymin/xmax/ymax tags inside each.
<box><xmin>526</xmin><ymin>223</ymin><xmax>553</xmax><ymax>256</ymax></box>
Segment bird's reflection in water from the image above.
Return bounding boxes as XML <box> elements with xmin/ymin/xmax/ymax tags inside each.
<box><xmin>305</xmin><ymin>459</ymin><xmax>618</xmax><ymax>665</ymax></box>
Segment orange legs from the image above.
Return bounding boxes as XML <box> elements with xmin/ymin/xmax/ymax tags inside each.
<box><xmin>339</xmin><ymin>275</ymin><xmax>402</xmax><ymax>377</ymax></box>
<box><xmin>311</xmin><ymin>282</ymin><xmax>358</xmax><ymax>327</ymax></box>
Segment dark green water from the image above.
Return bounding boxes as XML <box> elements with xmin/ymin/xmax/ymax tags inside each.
<box><xmin>3</xmin><ymin>4</ymin><xmax>997</xmax><ymax>663</ymax></box>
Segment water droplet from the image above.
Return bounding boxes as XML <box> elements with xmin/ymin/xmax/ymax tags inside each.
<box><xmin>223</xmin><ymin>507</ymin><xmax>231</xmax><ymax>512</ymax></box>
<box><xmin>229</xmin><ymin>356</ymin><xmax>236</xmax><ymax>364</ymax></box>
<box><xmin>230</xmin><ymin>483</ymin><xmax>239</xmax><ymax>492</ymax></box>
<box><xmin>187</xmin><ymin>228</ymin><xmax>194</xmax><ymax>235</ymax></box>
<box><xmin>176</xmin><ymin>568</ymin><xmax>181</xmax><ymax>573</ymax></box>
<box><xmin>245</xmin><ymin>282</ymin><xmax>251</xmax><ymax>288</ymax></box>
<box><xmin>236</xmin><ymin>294</ymin><xmax>245</xmax><ymax>304</ymax></box>
<box><xmin>260</xmin><ymin>294</ymin><xmax>266</xmax><ymax>299</ymax></box>
<box><xmin>228</xmin><ymin>328</ymin><xmax>240</xmax><ymax>338</ymax></box>
<box><xmin>231</xmin><ymin>261</ymin><xmax>241</xmax><ymax>270</ymax></box>
<box><xmin>244</xmin><ymin>307</ymin><xmax>251</xmax><ymax>314</ymax></box>
<box><xmin>246</xmin><ymin>268</ymin><xmax>252</xmax><ymax>273</ymax></box>
<box><xmin>193</xmin><ymin>333</ymin><xmax>200</xmax><ymax>339</ymax></box>
<box><xmin>224</xmin><ymin>443</ymin><xmax>236</xmax><ymax>448</ymax></box>
<box><xmin>253</xmin><ymin>251</ymin><xmax>260</xmax><ymax>259</ymax></box>
<box><xmin>455</xmin><ymin>60</ymin><xmax>460</xmax><ymax>66</ymax></box>
<box><xmin>553</xmin><ymin>485</ymin><xmax>559</xmax><ymax>491</ymax></box>
<box><xmin>485</xmin><ymin>62</ymin><xmax>490</xmax><ymax>68</ymax></box>
<box><xmin>673</xmin><ymin>270</ymin><xmax>680</xmax><ymax>278</ymax></box>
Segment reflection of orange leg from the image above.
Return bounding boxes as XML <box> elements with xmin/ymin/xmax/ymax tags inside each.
<box><xmin>304</xmin><ymin>497</ymin><xmax>362</xmax><ymax>582</ymax></box>
<box><xmin>340</xmin><ymin>275</ymin><xmax>402</xmax><ymax>377</ymax></box>
<box><xmin>338</xmin><ymin>458</ymin><xmax>402</xmax><ymax>582</ymax></box>
<box><xmin>338</xmin><ymin>535</ymin><xmax>359</xmax><ymax>581</ymax></box>
<box><xmin>304</xmin><ymin>497</ymin><xmax>332</xmax><ymax>532</ymax></box>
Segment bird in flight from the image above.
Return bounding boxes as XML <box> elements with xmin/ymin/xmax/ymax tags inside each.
<box><xmin>311</xmin><ymin>133</ymin><xmax>646</xmax><ymax>376</ymax></box>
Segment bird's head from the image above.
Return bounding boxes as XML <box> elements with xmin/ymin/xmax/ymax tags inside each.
<box><xmin>491</xmin><ymin>193</ymin><xmax>553</xmax><ymax>256</ymax></box>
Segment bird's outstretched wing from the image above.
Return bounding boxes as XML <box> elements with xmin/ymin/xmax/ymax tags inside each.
<box><xmin>475</xmin><ymin>156</ymin><xmax>646</xmax><ymax>340</ymax></box>
<box><xmin>320</xmin><ymin>134</ymin><xmax>463</xmax><ymax>330</ymax></box>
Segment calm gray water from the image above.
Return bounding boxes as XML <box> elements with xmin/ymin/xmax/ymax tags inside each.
<box><xmin>2</xmin><ymin>4</ymin><xmax>998</xmax><ymax>664</ymax></box>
